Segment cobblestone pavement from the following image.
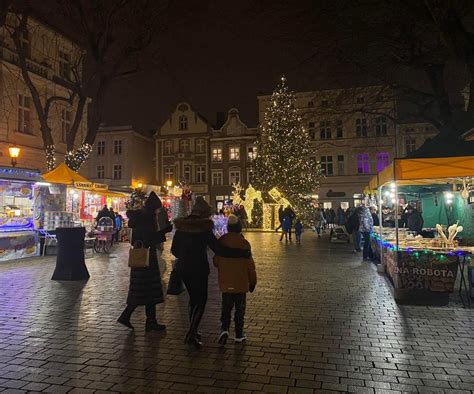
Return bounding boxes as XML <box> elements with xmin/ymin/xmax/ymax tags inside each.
<box><xmin>0</xmin><ymin>232</ymin><xmax>473</xmax><ymax>394</ymax></box>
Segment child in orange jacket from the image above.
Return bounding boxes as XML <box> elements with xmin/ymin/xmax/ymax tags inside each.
<box><xmin>213</xmin><ymin>214</ymin><xmax>256</xmax><ymax>345</ymax></box>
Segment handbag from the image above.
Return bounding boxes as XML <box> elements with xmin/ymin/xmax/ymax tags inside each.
<box><xmin>167</xmin><ymin>261</ymin><xmax>186</xmax><ymax>295</ymax></box>
<box><xmin>128</xmin><ymin>241</ymin><xmax>150</xmax><ymax>268</ymax></box>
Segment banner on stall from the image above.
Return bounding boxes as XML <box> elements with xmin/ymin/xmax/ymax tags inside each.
<box><xmin>74</xmin><ymin>182</ymin><xmax>108</xmax><ymax>191</ymax></box>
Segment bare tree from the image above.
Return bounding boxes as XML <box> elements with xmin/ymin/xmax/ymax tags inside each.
<box><xmin>5</xmin><ymin>0</ymin><xmax>167</xmax><ymax>171</ymax></box>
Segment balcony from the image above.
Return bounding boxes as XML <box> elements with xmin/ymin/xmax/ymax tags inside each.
<box><xmin>0</xmin><ymin>45</ymin><xmax>53</xmax><ymax>80</ymax></box>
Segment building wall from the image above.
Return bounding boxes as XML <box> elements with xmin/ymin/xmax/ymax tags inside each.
<box><xmin>0</xmin><ymin>12</ymin><xmax>86</xmax><ymax>172</ymax></box>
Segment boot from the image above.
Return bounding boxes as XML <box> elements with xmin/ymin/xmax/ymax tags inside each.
<box><xmin>188</xmin><ymin>305</ymin><xmax>202</xmax><ymax>340</ymax></box>
<box><xmin>117</xmin><ymin>305</ymin><xmax>135</xmax><ymax>329</ymax></box>
<box><xmin>185</xmin><ymin>305</ymin><xmax>205</xmax><ymax>348</ymax></box>
<box><xmin>145</xmin><ymin>304</ymin><xmax>166</xmax><ymax>332</ymax></box>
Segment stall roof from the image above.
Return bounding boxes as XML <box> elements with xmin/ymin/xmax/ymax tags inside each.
<box><xmin>43</xmin><ymin>163</ymin><xmax>90</xmax><ymax>185</ymax></box>
<box><xmin>369</xmin><ymin>156</ymin><xmax>474</xmax><ymax>189</ymax></box>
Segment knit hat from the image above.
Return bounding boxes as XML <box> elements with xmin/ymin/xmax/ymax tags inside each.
<box><xmin>191</xmin><ymin>196</ymin><xmax>213</xmax><ymax>218</ymax></box>
<box><xmin>227</xmin><ymin>214</ymin><xmax>242</xmax><ymax>233</ymax></box>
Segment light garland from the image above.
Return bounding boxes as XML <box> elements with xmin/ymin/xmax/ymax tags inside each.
<box><xmin>65</xmin><ymin>143</ymin><xmax>93</xmax><ymax>172</ymax></box>
<box><xmin>46</xmin><ymin>145</ymin><xmax>56</xmax><ymax>171</ymax></box>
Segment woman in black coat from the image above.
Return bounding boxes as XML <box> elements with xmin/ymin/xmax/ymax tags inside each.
<box><xmin>171</xmin><ymin>196</ymin><xmax>251</xmax><ymax>348</ymax></box>
<box><xmin>118</xmin><ymin>192</ymin><xmax>172</xmax><ymax>331</ymax></box>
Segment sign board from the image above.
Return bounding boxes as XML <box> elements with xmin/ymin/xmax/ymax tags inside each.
<box><xmin>74</xmin><ymin>182</ymin><xmax>109</xmax><ymax>191</ymax></box>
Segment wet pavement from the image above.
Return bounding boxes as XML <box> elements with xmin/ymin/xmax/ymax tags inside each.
<box><xmin>0</xmin><ymin>232</ymin><xmax>473</xmax><ymax>393</ymax></box>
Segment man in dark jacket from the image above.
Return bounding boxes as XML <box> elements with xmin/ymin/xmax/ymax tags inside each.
<box><xmin>406</xmin><ymin>206</ymin><xmax>424</xmax><ymax>234</ymax></box>
<box><xmin>346</xmin><ymin>207</ymin><xmax>362</xmax><ymax>252</ymax></box>
<box><xmin>275</xmin><ymin>205</ymin><xmax>284</xmax><ymax>232</ymax></box>
<box><xmin>284</xmin><ymin>206</ymin><xmax>296</xmax><ymax>241</ymax></box>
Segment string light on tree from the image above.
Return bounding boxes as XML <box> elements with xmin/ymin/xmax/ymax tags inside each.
<box><xmin>65</xmin><ymin>143</ymin><xmax>93</xmax><ymax>172</ymax></box>
<box><xmin>252</xmin><ymin>76</ymin><xmax>323</xmax><ymax>221</ymax></box>
<box><xmin>45</xmin><ymin>145</ymin><xmax>56</xmax><ymax>171</ymax></box>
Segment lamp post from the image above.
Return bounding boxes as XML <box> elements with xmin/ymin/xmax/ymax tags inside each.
<box><xmin>8</xmin><ymin>146</ymin><xmax>21</xmax><ymax>167</ymax></box>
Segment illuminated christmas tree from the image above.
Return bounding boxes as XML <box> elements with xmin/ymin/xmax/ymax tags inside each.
<box><xmin>252</xmin><ymin>76</ymin><xmax>323</xmax><ymax>218</ymax></box>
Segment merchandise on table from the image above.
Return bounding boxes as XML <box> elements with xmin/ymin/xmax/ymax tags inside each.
<box><xmin>43</xmin><ymin>211</ymin><xmax>74</xmax><ymax>231</ymax></box>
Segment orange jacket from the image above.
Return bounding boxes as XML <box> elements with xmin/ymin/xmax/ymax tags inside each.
<box><xmin>213</xmin><ymin>232</ymin><xmax>257</xmax><ymax>293</ymax></box>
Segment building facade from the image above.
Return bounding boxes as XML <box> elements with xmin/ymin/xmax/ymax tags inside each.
<box><xmin>84</xmin><ymin>125</ymin><xmax>156</xmax><ymax>192</ymax></box>
<box><xmin>0</xmin><ymin>12</ymin><xmax>87</xmax><ymax>172</ymax></box>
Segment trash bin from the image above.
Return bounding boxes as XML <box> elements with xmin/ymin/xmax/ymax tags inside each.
<box><xmin>51</xmin><ymin>227</ymin><xmax>89</xmax><ymax>281</ymax></box>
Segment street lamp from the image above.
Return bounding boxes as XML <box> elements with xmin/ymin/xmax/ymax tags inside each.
<box><xmin>166</xmin><ymin>180</ymin><xmax>172</xmax><ymax>188</ymax></box>
<box><xmin>8</xmin><ymin>145</ymin><xmax>21</xmax><ymax>167</ymax></box>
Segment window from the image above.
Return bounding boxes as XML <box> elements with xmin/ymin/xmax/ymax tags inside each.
<box><xmin>61</xmin><ymin>109</ymin><xmax>71</xmax><ymax>142</ymax></box>
<box><xmin>356</xmin><ymin>153</ymin><xmax>370</xmax><ymax>174</ymax></box>
<box><xmin>164</xmin><ymin>166</ymin><xmax>174</xmax><ymax>181</ymax></box>
<box><xmin>113</xmin><ymin>140</ymin><xmax>122</xmax><ymax>155</ymax></box>
<box><xmin>321</xmin><ymin>99</ymin><xmax>329</xmax><ymax>108</ymax></box>
<box><xmin>308</xmin><ymin>122</ymin><xmax>316</xmax><ymax>139</ymax></box>
<box><xmin>229</xmin><ymin>146</ymin><xmax>240</xmax><ymax>161</ymax></box>
<box><xmin>375</xmin><ymin>116</ymin><xmax>387</xmax><ymax>136</ymax></box>
<box><xmin>196</xmin><ymin>165</ymin><xmax>206</xmax><ymax>183</ymax></box>
<box><xmin>405</xmin><ymin>136</ymin><xmax>416</xmax><ymax>153</ymax></box>
<box><xmin>212</xmin><ymin>170</ymin><xmax>223</xmax><ymax>185</ymax></box>
<box><xmin>336</xmin><ymin>120</ymin><xmax>343</xmax><ymax>138</ymax></box>
<box><xmin>59</xmin><ymin>50</ymin><xmax>71</xmax><ymax>79</ymax></box>
<box><xmin>96</xmin><ymin>165</ymin><xmax>105</xmax><ymax>179</ymax></box>
<box><xmin>376</xmin><ymin>152</ymin><xmax>390</xmax><ymax>172</ymax></box>
<box><xmin>247</xmin><ymin>168</ymin><xmax>254</xmax><ymax>184</ymax></box>
<box><xmin>196</xmin><ymin>139</ymin><xmax>206</xmax><ymax>153</ymax></box>
<box><xmin>212</xmin><ymin>147</ymin><xmax>223</xmax><ymax>162</ymax></box>
<box><xmin>229</xmin><ymin>169</ymin><xmax>241</xmax><ymax>185</ymax></box>
<box><xmin>376</xmin><ymin>95</ymin><xmax>384</xmax><ymax>102</ymax></box>
<box><xmin>356</xmin><ymin>118</ymin><xmax>368</xmax><ymax>137</ymax></box>
<box><xmin>179</xmin><ymin>115</ymin><xmax>188</xmax><ymax>130</ymax></box>
<box><xmin>113</xmin><ymin>164</ymin><xmax>122</xmax><ymax>180</ymax></box>
<box><xmin>308</xmin><ymin>101</ymin><xmax>314</xmax><ymax>108</ymax></box>
<box><xmin>183</xmin><ymin>165</ymin><xmax>191</xmax><ymax>183</ymax></box>
<box><xmin>97</xmin><ymin>141</ymin><xmax>105</xmax><ymax>155</ymax></box>
<box><xmin>247</xmin><ymin>146</ymin><xmax>257</xmax><ymax>161</ymax></box>
<box><xmin>320</xmin><ymin>121</ymin><xmax>331</xmax><ymax>139</ymax></box>
<box><xmin>19</xmin><ymin>29</ymin><xmax>30</xmax><ymax>55</ymax></box>
<box><xmin>17</xmin><ymin>94</ymin><xmax>31</xmax><ymax>133</ymax></box>
<box><xmin>356</xmin><ymin>97</ymin><xmax>365</xmax><ymax>104</ymax></box>
<box><xmin>320</xmin><ymin>156</ymin><xmax>333</xmax><ymax>176</ymax></box>
<box><xmin>164</xmin><ymin>140</ymin><xmax>173</xmax><ymax>155</ymax></box>
<box><xmin>337</xmin><ymin>155</ymin><xmax>345</xmax><ymax>175</ymax></box>
<box><xmin>179</xmin><ymin>139</ymin><xmax>190</xmax><ymax>152</ymax></box>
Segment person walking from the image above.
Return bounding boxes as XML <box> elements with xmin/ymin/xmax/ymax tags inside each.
<box><xmin>359</xmin><ymin>205</ymin><xmax>374</xmax><ymax>260</ymax></box>
<box><xmin>171</xmin><ymin>196</ymin><xmax>251</xmax><ymax>349</ymax></box>
<box><xmin>279</xmin><ymin>213</ymin><xmax>291</xmax><ymax>242</ymax></box>
<box><xmin>347</xmin><ymin>207</ymin><xmax>362</xmax><ymax>252</ymax></box>
<box><xmin>118</xmin><ymin>192</ymin><xmax>172</xmax><ymax>332</ymax></box>
<box><xmin>314</xmin><ymin>207</ymin><xmax>324</xmax><ymax>238</ymax></box>
<box><xmin>284</xmin><ymin>206</ymin><xmax>296</xmax><ymax>241</ymax></box>
<box><xmin>214</xmin><ymin>215</ymin><xmax>256</xmax><ymax>345</ymax></box>
<box><xmin>274</xmin><ymin>205</ymin><xmax>284</xmax><ymax>232</ymax></box>
<box><xmin>294</xmin><ymin>218</ymin><xmax>303</xmax><ymax>244</ymax></box>
<box><xmin>114</xmin><ymin>213</ymin><xmax>123</xmax><ymax>242</ymax></box>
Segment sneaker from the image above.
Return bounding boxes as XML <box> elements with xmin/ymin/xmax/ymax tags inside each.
<box><xmin>234</xmin><ymin>335</ymin><xmax>247</xmax><ymax>343</ymax></box>
<box><xmin>218</xmin><ymin>331</ymin><xmax>229</xmax><ymax>345</ymax></box>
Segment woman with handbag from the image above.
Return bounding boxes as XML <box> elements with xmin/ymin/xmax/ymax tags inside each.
<box><xmin>118</xmin><ymin>192</ymin><xmax>172</xmax><ymax>331</ymax></box>
<box><xmin>171</xmin><ymin>196</ymin><xmax>251</xmax><ymax>348</ymax></box>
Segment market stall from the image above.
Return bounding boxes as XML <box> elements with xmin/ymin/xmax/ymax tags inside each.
<box><xmin>367</xmin><ymin>156</ymin><xmax>474</xmax><ymax>306</ymax></box>
<box><xmin>0</xmin><ymin>166</ymin><xmax>43</xmax><ymax>261</ymax></box>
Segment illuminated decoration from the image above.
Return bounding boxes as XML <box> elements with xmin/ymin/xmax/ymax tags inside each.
<box><xmin>65</xmin><ymin>143</ymin><xmax>93</xmax><ymax>172</ymax></box>
<box><xmin>8</xmin><ymin>145</ymin><xmax>20</xmax><ymax>167</ymax></box>
<box><xmin>231</xmin><ymin>183</ymin><xmax>262</xmax><ymax>224</ymax></box>
<box><xmin>268</xmin><ymin>188</ymin><xmax>290</xmax><ymax>208</ymax></box>
<box><xmin>46</xmin><ymin>145</ymin><xmax>56</xmax><ymax>171</ymax></box>
<box><xmin>252</xmin><ymin>76</ymin><xmax>323</xmax><ymax>220</ymax></box>
<box><xmin>125</xmin><ymin>188</ymin><xmax>148</xmax><ymax>210</ymax></box>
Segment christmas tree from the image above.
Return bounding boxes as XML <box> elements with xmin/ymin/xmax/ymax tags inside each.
<box><xmin>125</xmin><ymin>188</ymin><xmax>148</xmax><ymax>210</ymax></box>
<box><xmin>252</xmin><ymin>76</ymin><xmax>323</xmax><ymax>219</ymax></box>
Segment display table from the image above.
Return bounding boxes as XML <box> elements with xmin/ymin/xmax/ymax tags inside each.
<box><xmin>51</xmin><ymin>227</ymin><xmax>89</xmax><ymax>281</ymax></box>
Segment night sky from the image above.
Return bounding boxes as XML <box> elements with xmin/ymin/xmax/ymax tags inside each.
<box><xmin>100</xmin><ymin>1</ymin><xmax>353</xmax><ymax>130</ymax></box>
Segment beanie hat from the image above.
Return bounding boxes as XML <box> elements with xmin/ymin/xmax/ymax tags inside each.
<box><xmin>227</xmin><ymin>214</ymin><xmax>242</xmax><ymax>233</ymax></box>
<box><xmin>191</xmin><ymin>196</ymin><xmax>213</xmax><ymax>218</ymax></box>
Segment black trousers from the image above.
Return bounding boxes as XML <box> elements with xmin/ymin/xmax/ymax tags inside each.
<box><xmin>362</xmin><ymin>231</ymin><xmax>373</xmax><ymax>259</ymax></box>
<box><xmin>121</xmin><ymin>303</ymin><xmax>156</xmax><ymax>321</ymax></box>
<box><xmin>221</xmin><ymin>293</ymin><xmax>246</xmax><ymax>337</ymax></box>
<box><xmin>181</xmin><ymin>273</ymin><xmax>208</xmax><ymax>309</ymax></box>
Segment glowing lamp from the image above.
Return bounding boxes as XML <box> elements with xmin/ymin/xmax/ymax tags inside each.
<box><xmin>8</xmin><ymin>145</ymin><xmax>20</xmax><ymax>167</ymax></box>
<box><xmin>166</xmin><ymin>180</ymin><xmax>173</xmax><ymax>187</ymax></box>
<box><xmin>137</xmin><ymin>183</ymin><xmax>143</xmax><ymax>188</ymax></box>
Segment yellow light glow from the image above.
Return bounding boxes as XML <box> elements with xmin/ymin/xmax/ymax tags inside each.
<box><xmin>8</xmin><ymin>146</ymin><xmax>20</xmax><ymax>158</ymax></box>
<box><xmin>166</xmin><ymin>180</ymin><xmax>173</xmax><ymax>187</ymax></box>
<box><xmin>137</xmin><ymin>182</ymin><xmax>143</xmax><ymax>188</ymax></box>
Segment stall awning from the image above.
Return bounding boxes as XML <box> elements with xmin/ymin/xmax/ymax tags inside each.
<box><xmin>43</xmin><ymin>163</ymin><xmax>90</xmax><ymax>185</ymax></box>
<box><xmin>369</xmin><ymin>156</ymin><xmax>474</xmax><ymax>189</ymax></box>
<box><xmin>94</xmin><ymin>190</ymin><xmax>128</xmax><ymax>198</ymax></box>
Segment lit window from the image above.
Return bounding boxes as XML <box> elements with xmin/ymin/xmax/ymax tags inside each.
<box><xmin>179</xmin><ymin>115</ymin><xmax>188</xmax><ymax>130</ymax></box>
<box><xmin>337</xmin><ymin>155</ymin><xmax>345</xmax><ymax>175</ymax></box>
<box><xmin>96</xmin><ymin>165</ymin><xmax>104</xmax><ymax>179</ymax></box>
<box><xmin>336</xmin><ymin>120</ymin><xmax>343</xmax><ymax>138</ymax></box>
<box><xmin>183</xmin><ymin>165</ymin><xmax>191</xmax><ymax>183</ymax></box>
<box><xmin>357</xmin><ymin>153</ymin><xmax>370</xmax><ymax>174</ymax></box>
<box><xmin>196</xmin><ymin>139</ymin><xmax>206</xmax><ymax>153</ymax></box>
<box><xmin>113</xmin><ymin>140</ymin><xmax>122</xmax><ymax>155</ymax></box>
<box><xmin>229</xmin><ymin>169</ymin><xmax>241</xmax><ymax>185</ymax></box>
<box><xmin>320</xmin><ymin>156</ymin><xmax>333</xmax><ymax>176</ymax></box>
<box><xmin>59</xmin><ymin>50</ymin><xmax>71</xmax><ymax>79</ymax></box>
<box><xmin>196</xmin><ymin>165</ymin><xmax>206</xmax><ymax>183</ymax></box>
<box><xmin>356</xmin><ymin>118</ymin><xmax>368</xmax><ymax>137</ymax></box>
<box><xmin>247</xmin><ymin>146</ymin><xmax>257</xmax><ymax>161</ymax></box>
<box><xmin>320</xmin><ymin>121</ymin><xmax>331</xmax><ymax>139</ymax></box>
<box><xmin>113</xmin><ymin>164</ymin><xmax>122</xmax><ymax>180</ymax></box>
<box><xmin>212</xmin><ymin>147</ymin><xmax>222</xmax><ymax>161</ymax></box>
<box><xmin>405</xmin><ymin>136</ymin><xmax>416</xmax><ymax>154</ymax></box>
<box><xmin>164</xmin><ymin>140</ymin><xmax>173</xmax><ymax>154</ymax></box>
<box><xmin>229</xmin><ymin>146</ymin><xmax>240</xmax><ymax>161</ymax></box>
<box><xmin>164</xmin><ymin>167</ymin><xmax>174</xmax><ymax>181</ymax></box>
<box><xmin>376</xmin><ymin>152</ymin><xmax>390</xmax><ymax>172</ymax></box>
<box><xmin>212</xmin><ymin>170</ymin><xmax>223</xmax><ymax>185</ymax></box>
<box><xmin>97</xmin><ymin>141</ymin><xmax>105</xmax><ymax>155</ymax></box>
<box><xmin>375</xmin><ymin>117</ymin><xmax>387</xmax><ymax>136</ymax></box>
<box><xmin>308</xmin><ymin>122</ymin><xmax>316</xmax><ymax>139</ymax></box>
<box><xmin>180</xmin><ymin>139</ymin><xmax>190</xmax><ymax>152</ymax></box>
<box><xmin>61</xmin><ymin>109</ymin><xmax>71</xmax><ymax>143</ymax></box>
<box><xmin>18</xmin><ymin>94</ymin><xmax>31</xmax><ymax>133</ymax></box>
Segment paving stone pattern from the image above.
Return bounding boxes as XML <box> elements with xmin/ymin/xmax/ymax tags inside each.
<box><xmin>0</xmin><ymin>232</ymin><xmax>473</xmax><ymax>393</ymax></box>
